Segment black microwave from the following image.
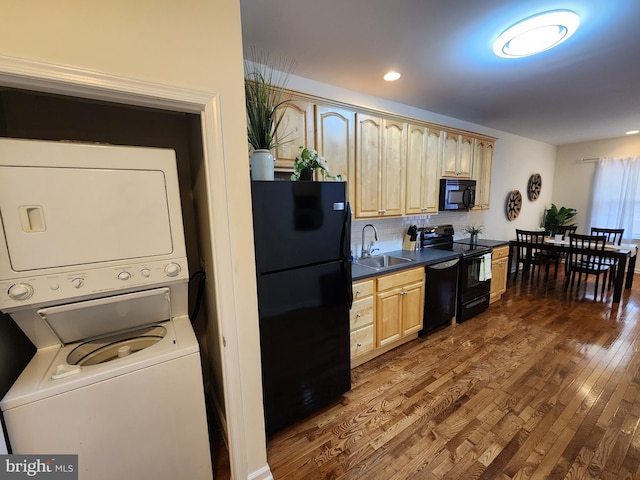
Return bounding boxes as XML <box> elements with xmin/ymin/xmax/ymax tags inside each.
<box><xmin>439</xmin><ymin>179</ymin><xmax>476</xmax><ymax>211</ymax></box>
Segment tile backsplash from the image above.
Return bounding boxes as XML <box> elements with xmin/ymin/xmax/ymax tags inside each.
<box><xmin>351</xmin><ymin>211</ymin><xmax>479</xmax><ymax>258</ymax></box>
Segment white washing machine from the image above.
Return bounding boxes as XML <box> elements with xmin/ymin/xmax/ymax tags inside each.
<box><xmin>0</xmin><ymin>138</ymin><xmax>212</xmax><ymax>480</ymax></box>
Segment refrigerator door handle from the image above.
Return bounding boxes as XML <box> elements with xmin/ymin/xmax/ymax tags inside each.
<box><xmin>341</xmin><ymin>202</ymin><xmax>353</xmax><ymax>308</ymax></box>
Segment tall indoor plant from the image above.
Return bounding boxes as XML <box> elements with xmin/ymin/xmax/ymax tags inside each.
<box><xmin>244</xmin><ymin>50</ymin><xmax>296</xmax><ymax>180</ymax></box>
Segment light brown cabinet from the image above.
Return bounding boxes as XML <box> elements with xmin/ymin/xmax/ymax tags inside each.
<box><xmin>405</xmin><ymin>125</ymin><xmax>442</xmax><ymax>215</ymax></box>
<box><xmin>315</xmin><ymin>105</ymin><xmax>355</xmax><ymax>205</ymax></box>
<box><xmin>350</xmin><ymin>279</ymin><xmax>375</xmax><ymax>364</ymax></box>
<box><xmin>355</xmin><ymin>114</ymin><xmax>406</xmax><ymax>218</ymax></box>
<box><xmin>473</xmin><ymin>139</ymin><xmax>494</xmax><ymax>210</ymax></box>
<box><xmin>490</xmin><ymin>245</ymin><xmax>509</xmax><ymax>303</ymax></box>
<box><xmin>375</xmin><ymin>267</ymin><xmax>424</xmax><ymax>347</ymax></box>
<box><xmin>273</xmin><ymin>99</ymin><xmax>315</xmax><ymax>172</ymax></box>
<box><xmin>442</xmin><ymin>132</ymin><xmax>474</xmax><ymax>178</ymax></box>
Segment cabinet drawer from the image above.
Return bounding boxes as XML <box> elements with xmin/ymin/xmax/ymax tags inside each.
<box><xmin>492</xmin><ymin>245</ymin><xmax>509</xmax><ymax>260</ymax></box>
<box><xmin>350</xmin><ymin>296</ymin><xmax>374</xmax><ymax>330</ymax></box>
<box><xmin>352</xmin><ymin>279</ymin><xmax>374</xmax><ymax>299</ymax></box>
<box><xmin>350</xmin><ymin>324</ymin><xmax>374</xmax><ymax>358</ymax></box>
<box><xmin>377</xmin><ymin>266</ymin><xmax>424</xmax><ymax>292</ymax></box>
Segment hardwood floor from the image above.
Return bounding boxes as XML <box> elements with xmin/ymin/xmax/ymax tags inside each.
<box><xmin>266</xmin><ymin>272</ymin><xmax>640</xmax><ymax>479</ymax></box>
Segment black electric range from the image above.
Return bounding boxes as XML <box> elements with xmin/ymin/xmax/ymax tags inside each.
<box><xmin>420</xmin><ymin>224</ymin><xmax>492</xmax><ymax>256</ymax></box>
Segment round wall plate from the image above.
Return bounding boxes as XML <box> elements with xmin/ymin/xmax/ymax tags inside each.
<box><xmin>528</xmin><ymin>173</ymin><xmax>542</xmax><ymax>201</ymax></box>
<box><xmin>506</xmin><ymin>190</ymin><xmax>522</xmax><ymax>221</ymax></box>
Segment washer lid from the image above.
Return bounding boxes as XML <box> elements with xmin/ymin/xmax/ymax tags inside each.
<box><xmin>37</xmin><ymin>287</ymin><xmax>171</xmax><ymax>345</ymax></box>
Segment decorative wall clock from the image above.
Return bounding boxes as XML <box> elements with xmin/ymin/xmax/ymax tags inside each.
<box><xmin>506</xmin><ymin>190</ymin><xmax>522</xmax><ymax>221</ymax></box>
<box><xmin>527</xmin><ymin>173</ymin><xmax>542</xmax><ymax>201</ymax></box>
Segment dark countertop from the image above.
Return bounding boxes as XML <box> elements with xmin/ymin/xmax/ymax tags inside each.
<box><xmin>352</xmin><ymin>248</ymin><xmax>461</xmax><ymax>281</ymax></box>
<box><xmin>454</xmin><ymin>238</ymin><xmax>510</xmax><ymax>248</ymax></box>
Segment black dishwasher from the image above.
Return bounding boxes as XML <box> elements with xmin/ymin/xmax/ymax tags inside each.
<box><xmin>420</xmin><ymin>258</ymin><xmax>460</xmax><ymax>334</ymax></box>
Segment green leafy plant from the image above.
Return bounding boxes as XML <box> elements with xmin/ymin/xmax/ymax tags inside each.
<box><xmin>291</xmin><ymin>146</ymin><xmax>342</xmax><ymax>181</ymax></box>
<box><xmin>244</xmin><ymin>50</ymin><xmax>296</xmax><ymax>151</ymax></box>
<box><xmin>462</xmin><ymin>224</ymin><xmax>484</xmax><ymax>236</ymax></box>
<box><xmin>543</xmin><ymin>204</ymin><xmax>577</xmax><ymax>233</ymax></box>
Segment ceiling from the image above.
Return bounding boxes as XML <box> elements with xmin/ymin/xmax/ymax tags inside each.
<box><xmin>240</xmin><ymin>0</ymin><xmax>640</xmax><ymax>146</ymax></box>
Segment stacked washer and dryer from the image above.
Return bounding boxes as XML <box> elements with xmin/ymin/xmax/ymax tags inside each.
<box><xmin>0</xmin><ymin>138</ymin><xmax>212</xmax><ymax>479</ymax></box>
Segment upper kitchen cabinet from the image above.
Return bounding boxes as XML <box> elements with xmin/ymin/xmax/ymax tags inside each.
<box><xmin>355</xmin><ymin>114</ymin><xmax>406</xmax><ymax>218</ymax></box>
<box><xmin>441</xmin><ymin>132</ymin><xmax>474</xmax><ymax>178</ymax></box>
<box><xmin>473</xmin><ymin>139</ymin><xmax>494</xmax><ymax>210</ymax></box>
<box><xmin>273</xmin><ymin>99</ymin><xmax>315</xmax><ymax>172</ymax></box>
<box><xmin>315</xmin><ymin>105</ymin><xmax>355</xmax><ymax>205</ymax></box>
<box><xmin>406</xmin><ymin>125</ymin><xmax>442</xmax><ymax>215</ymax></box>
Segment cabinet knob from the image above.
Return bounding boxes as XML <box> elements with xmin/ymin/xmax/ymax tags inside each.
<box><xmin>400</xmin><ymin>291</ymin><xmax>407</xmax><ymax>295</ymax></box>
<box><xmin>378</xmin><ymin>209</ymin><xmax>387</xmax><ymax>214</ymax></box>
<box><xmin>357</xmin><ymin>342</ymin><xmax>362</xmax><ymax>347</ymax></box>
<box><xmin>356</xmin><ymin>313</ymin><xmax>362</xmax><ymax>318</ymax></box>
<box><xmin>355</xmin><ymin>290</ymin><xmax>361</xmax><ymax>295</ymax></box>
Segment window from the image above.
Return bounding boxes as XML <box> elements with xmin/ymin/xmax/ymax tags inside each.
<box><xmin>589</xmin><ymin>157</ymin><xmax>640</xmax><ymax>240</ymax></box>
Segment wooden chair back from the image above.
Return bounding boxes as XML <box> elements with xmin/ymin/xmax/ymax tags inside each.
<box><xmin>590</xmin><ymin>227</ymin><xmax>624</xmax><ymax>245</ymax></box>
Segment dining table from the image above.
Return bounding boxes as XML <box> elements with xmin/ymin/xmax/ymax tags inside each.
<box><xmin>507</xmin><ymin>236</ymin><xmax>638</xmax><ymax>303</ymax></box>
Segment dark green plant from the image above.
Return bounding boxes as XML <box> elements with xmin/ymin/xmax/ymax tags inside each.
<box><xmin>543</xmin><ymin>204</ymin><xmax>577</xmax><ymax>233</ymax></box>
<box><xmin>244</xmin><ymin>50</ymin><xmax>296</xmax><ymax>151</ymax></box>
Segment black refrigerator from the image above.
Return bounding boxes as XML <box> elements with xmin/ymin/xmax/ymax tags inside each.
<box><xmin>251</xmin><ymin>181</ymin><xmax>352</xmax><ymax>436</ymax></box>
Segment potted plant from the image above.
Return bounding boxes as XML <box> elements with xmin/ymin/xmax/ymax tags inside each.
<box><xmin>244</xmin><ymin>50</ymin><xmax>296</xmax><ymax>180</ymax></box>
<box><xmin>543</xmin><ymin>203</ymin><xmax>577</xmax><ymax>234</ymax></box>
<box><xmin>462</xmin><ymin>224</ymin><xmax>484</xmax><ymax>244</ymax></box>
<box><xmin>291</xmin><ymin>146</ymin><xmax>342</xmax><ymax>181</ymax></box>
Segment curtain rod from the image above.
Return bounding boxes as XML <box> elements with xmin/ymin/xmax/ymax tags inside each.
<box><xmin>579</xmin><ymin>157</ymin><xmax>601</xmax><ymax>162</ymax></box>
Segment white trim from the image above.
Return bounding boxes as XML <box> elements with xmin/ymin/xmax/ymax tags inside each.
<box><xmin>0</xmin><ymin>54</ymin><xmax>270</xmax><ymax>480</ymax></box>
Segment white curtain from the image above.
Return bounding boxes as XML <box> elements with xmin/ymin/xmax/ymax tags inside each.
<box><xmin>589</xmin><ymin>156</ymin><xmax>640</xmax><ymax>241</ymax></box>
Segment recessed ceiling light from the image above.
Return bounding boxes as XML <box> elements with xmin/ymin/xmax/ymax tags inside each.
<box><xmin>494</xmin><ymin>10</ymin><xmax>580</xmax><ymax>58</ymax></box>
<box><xmin>626</xmin><ymin>130</ymin><xmax>640</xmax><ymax>135</ymax></box>
<box><xmin>384</xmin><ymin>71</ymin><xmax>401</xmax><ymax>81</ymax></box>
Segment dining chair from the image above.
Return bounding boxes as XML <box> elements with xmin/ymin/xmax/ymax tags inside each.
<box><xmin>563</xmin><ymin>233</ymin><xmax>610</xmax><ymax>300</ymax></box>
<box><xmin>514</xmin><ymin>229</ymin><xmax>551</xmax><ymax>285</ymax></box>
<box><xmin>590</xmin><ymin>227</ymin><xmax>624</xmax><ymax>287</ymax></box>
<box><xmin>548</xmin><ymin>225</ymin><xmax>577</xmax><ymax>278</ymax></box>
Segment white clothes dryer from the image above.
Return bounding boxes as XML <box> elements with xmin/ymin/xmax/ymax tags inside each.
<box><xmin>0</xmin><ymin>139</ymin><xmax>212</xmax><ymax>480</ymax></box>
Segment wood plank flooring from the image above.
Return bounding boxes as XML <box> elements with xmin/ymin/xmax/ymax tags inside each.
<box><xmin>266</xmin><ymin>273</ymin><xmax>640</xmax><ymax>479</ymax></box>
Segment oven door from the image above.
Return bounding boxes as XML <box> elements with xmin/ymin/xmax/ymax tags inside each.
<box><xmin>459</xmin><ymin>253</ymin><xmax>491</xmax><ymax>302</ymax></box>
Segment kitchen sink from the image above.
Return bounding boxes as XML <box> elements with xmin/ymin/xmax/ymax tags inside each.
<box><xmin>354</xmin><ymin>255</ymin><xmax>415</xmax><ymax>270</ymax></box>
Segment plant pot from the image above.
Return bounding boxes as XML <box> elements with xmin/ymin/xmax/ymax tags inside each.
<box><xmin>470</xmin><ymin>233</ymin><xmax>478</xmax><ymax>244</ymax></box>
<box><xmin>299</xmin><ymin>168</ymin><xmax>314</xmax><ymax>181</ymax></box>
<box><xmin>250</xmin><ymin>149</ymin><xmax>275</xmax><ymax>181</ymax></box>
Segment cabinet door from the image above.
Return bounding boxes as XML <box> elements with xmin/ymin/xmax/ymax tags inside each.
<box><xmin>274</xmin><ymin>100</ymin><xmax>315</xmax><ymax>172</ymax></box>
<box><xmin>402</xmin><ymin>281</ymin><xmax>425</xmax><ymax>336</ymax></box>
<box><xmin>473</xmin><ymin>139</ymin><xmax>494</xmax><ymax>209</ymax></box>
<box><xmin>405</xmin><ymin>124</ymin><xmax>427</xmax><ymax>215</ymax></box>
<box><xmin>376</xmin><ymin>287</ymin><xmax>402</xmax><ymax>347</ymax></box>
<box><xmin>380</xmin><ymin>119</ymin><xmax>406</xmax><ymax>216</ymax></box>
<box><xmin>442</xmin><ymin>132</ymin><xmax>473</xmax><ymax>178</ymax></box>
<box><xmin>355</xmin><ymin>113</ymin><xmax>382</xmax><ymax>218</ymax></box>
<box><xmin>424</xmin><ymin>128</ymin><xmax>442</xmax><ymax>213</ymax></box>
<box><xmin>489</xmin><ymin>246</ymin><xmax>509</xmax><ymax>303</ymax></box>
<box><xmin>316</xmin><ymin>106</ymin><xmax>355</xmax><ymax>204</ymax></box>
<box><xmin>459</xmin><ymin>135</ymin><xmax>474</xmax><ymax>178</ymax></box>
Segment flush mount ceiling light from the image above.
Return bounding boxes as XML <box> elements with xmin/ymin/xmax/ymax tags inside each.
<box><xmin>494</xmin><ymin>10</ymin><xmax>580</xmax><ymax>58</ymax></box>
<box><xmin>626</xmin><ymin>130</ymin><xmax>639</xmax><ymax>135</ymax></box>
<box><xmin>383</xmin><ymin>71</ymin><xmax>401</xmax><ymax>81</ymax></box>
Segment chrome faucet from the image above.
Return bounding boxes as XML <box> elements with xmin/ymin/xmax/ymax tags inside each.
<box><xmin>361</xmin><ymin>224</ymin><xmax>379</xmax><ymax>258</ymax></box>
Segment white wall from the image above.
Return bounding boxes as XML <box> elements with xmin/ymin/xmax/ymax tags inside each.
<box><xmin>288</xmin><ymin>75</ymin><xmax>558</xmax><ymax>243</ymax></box>
<box><xmin>555</xmin><ymin>135</ymin><xmax>640</xmax><ymax>233</ymax></box>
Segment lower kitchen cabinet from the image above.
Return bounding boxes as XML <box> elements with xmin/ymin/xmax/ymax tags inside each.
<box><xmin>490</xmin><ymin>245</ymin><xmax>509</xmax><ymax>303</ymax></box>
<box><xmin>350</xmin><ymin>279</ymin><xmax>375</xmax><ymax>366</ymax></box>
<box><xmin>376</xmin><ymin>267</ymin><xmax>425</xmax><ymax>347</ymax></box>
<box><xmin>350</xmin><ymin>266</ymin><xmax>425</xmax><ymax>367</ymax></box>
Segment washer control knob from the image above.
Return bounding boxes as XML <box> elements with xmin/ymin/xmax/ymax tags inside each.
<box><xmin>71</xmin><ymin>278</ymin><xmax>84</xmax><ymax>289</ymax></box>
<box><xmin>165</xmin><ymin>263</ymin><xmax>181</xmax><ymax>277</ymax></box>
<box><xmin>118</xmin><ymin>271</ymin><xmax>132</xmax><ymax>281</ymax></box>
<box><xmin>140</xmin><ymin>268</ymin><xmax>151</xmax><ymax>278</ymax></box>
<box><xmin>8</xmin><ymin>283</ymin><xmax>34</xmax><ymax>301</ymax></box>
